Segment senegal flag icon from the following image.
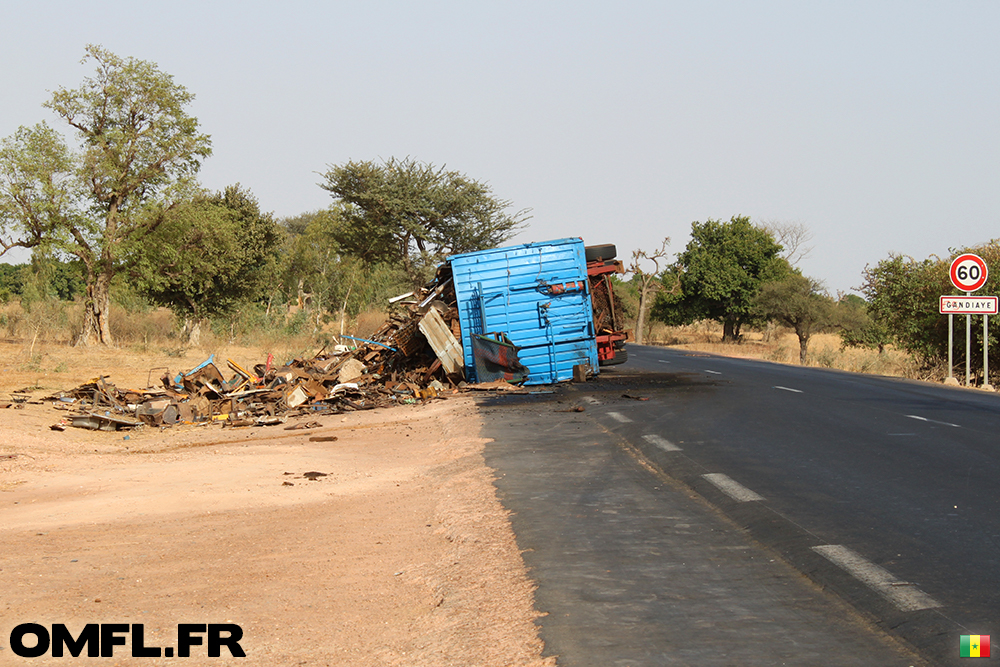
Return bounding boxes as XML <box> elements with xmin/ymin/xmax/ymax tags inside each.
<box><xmin>961</xmin><ymin>635</ymin><xmax>991</xmax><ymax>658</ymax></box>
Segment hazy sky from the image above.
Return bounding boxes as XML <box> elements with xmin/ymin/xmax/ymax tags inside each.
<box><xmin>2</xmin><ymin>1</ymin><xmax>998</xmax><ymax>294</ymax></box>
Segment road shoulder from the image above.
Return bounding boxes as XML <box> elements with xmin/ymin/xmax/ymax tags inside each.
<box><xmin>480</xmin><ymin>384</ymin><xmax>927</xmax><ymax>666</ymax></box>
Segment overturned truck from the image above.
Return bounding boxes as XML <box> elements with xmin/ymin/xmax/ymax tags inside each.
<box><xmin>444</xmin><ymin>237</ymin><xmax>628</xmax><ymax>384</ymax></box>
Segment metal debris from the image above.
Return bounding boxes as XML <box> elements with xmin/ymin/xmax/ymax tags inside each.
<box><xmin>44</xmin><ymin>267</ymin><xmax>529</xmax><ymax>432</ymax></box>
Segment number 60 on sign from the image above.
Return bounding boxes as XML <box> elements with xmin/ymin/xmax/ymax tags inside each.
<box><xmin>950</xmin><ymin>253</ymin><xmax>989</xmax><ymax>292</ymax></box>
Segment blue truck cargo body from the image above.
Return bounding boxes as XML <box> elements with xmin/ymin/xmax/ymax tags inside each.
<box><xmin>448</xmin><ymin>238</ymin><xmax>598</xmax><ymax>385</ymax></box>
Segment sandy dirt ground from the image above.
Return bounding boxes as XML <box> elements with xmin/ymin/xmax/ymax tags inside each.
<box><xmin>0</xmin><ymin>343</ymin><xmax>553</xmax><ymax>666</ymax></box>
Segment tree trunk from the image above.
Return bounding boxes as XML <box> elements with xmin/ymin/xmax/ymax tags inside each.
<box><xmin>77</xmin><ymin>271</ymin><xmax>113</xmax><ymax>346</ymax></box>
<box><xmin>181</xmin><ymin>318</ymin><xmax>202</xmax><ymax>346</ymax></box>
<box><xmin>797</xmin><ymin>331</ymin><xmax>809</xmax><ymax>364</ymax></box>
<box><xmin>722</xmin><ymin>318</ymin><xmax>740</xmax><ymax>343</ymax></box>
<box><xmin>339</xmin><ymin>282</ymin><xmax>353</xmax><ymax>337</ymax></box>
<box><xmin>635</xmin><ymin>288</ymin><xmax>648</xmax><ymax>345</ymax></box>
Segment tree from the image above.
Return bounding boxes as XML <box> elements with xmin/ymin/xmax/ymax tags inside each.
<box><xmin>754</xmin><ymin>273</ymin><xmax>835</xmax><ymax>364</ymax></box>
<box><xmin>0</xmin><ymin>45</ymin><xmax>211</xmax><ymax>345</ymax></box>
<box><xmin>280</xmin><ymin>208</ymin><xmax>351</xmax><ymax>333</ymax></box>
<box><xmin>758</xmin><ymin>220</ymin><xmax>813</xmax><ymax>267</ymax></box>
<box><xmin>857</xmin><ymin>253</ymin><xmax>947</xmax><ymax>366</ymax></box>
<box><xmin>627</xmin><ymin>237</ymin><xmax>670</xmax><ymax>345</ymax></box>
<box><xmin>128</xmin><ymin>185</ymin><xmax>282</xmax><ymax>343</ymax></box>
<box><xmin>319</xmin><ymin>157</ymin><xmax>529</xmax><ymax>284</ymax></box>
<box><xmin>837</xmin><ymin>294</ymin><xmax>890</xmax><ymax>354</ymax></box>
<box><xmin>280</xmin><ymin>208</ymin><xmax>413</xmax><ymax>333</ymax></box>
<box><xmin>653</xmin><ymin>216</ymin><xmax>785</xmax><ymax>342</ymax></box>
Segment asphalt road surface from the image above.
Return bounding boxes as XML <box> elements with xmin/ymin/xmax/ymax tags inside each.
<box><xmin>480</xmin><ymin>344</ymin><xmax>999</xmax><ymax>666</ymax></box>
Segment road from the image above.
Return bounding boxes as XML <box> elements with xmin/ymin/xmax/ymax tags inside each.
<box><xmin>480</xmin><ymin>344</ymin><xmax>1000</xmax><ymax>666</ymax></box>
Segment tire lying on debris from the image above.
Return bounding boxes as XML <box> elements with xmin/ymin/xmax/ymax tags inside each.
<box><xmin>585</xmin><ymin>244</ymin><xmax>617</xmax><ymax>263</ymax></box>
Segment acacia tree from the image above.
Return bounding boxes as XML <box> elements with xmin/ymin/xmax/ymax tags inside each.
<box><xmin>319</xmin><ymin>157</ymin><xmax>529</xmax><ymax>284</ymax></box>
<box><xmin>654</xmin><ymin>216</ymin><xmax>785</xmax><ymax>342</ymax></box>
<box><xmin>758</xmin><ymin>220</ymin><xmax>813</xmax><ymax>267</ymax></box>
<box><xmin>0</xmin><ymin>45</ymin><xmax>211</xmax><ymax>345</ymax></box>
<box><xmin>627</xmin><ymin>237</ymin><xmax>670</xmax><ymax>345</ymax></box>
<box><xmin>754</xmin><ymin>273</ymin><xmax>835</xmax><ymax>364</ymax></box>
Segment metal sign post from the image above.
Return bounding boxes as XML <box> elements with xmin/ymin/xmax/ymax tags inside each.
<box><xmin>967</xmin><ymin>297</ymin><xmax>972</xmax><ymax>386</ymax></box>
<box><xmin>986</xmin><ymin>313</ymin><xmax>992</xmax><ymax>390</ymax></box>
<box><xmin>940</xmin><ymin>296</ymin><xmax>998</xmax><ymax>384</ymax></box>
<box><xmin>943</xmin><ymin>253</ymin><xmax>992</xmax><ymax>388</ymax></box>
<box><xmin>947</xmin><ymin>313</ymin><xmax>954</xmax><ymax>382</ymax></box>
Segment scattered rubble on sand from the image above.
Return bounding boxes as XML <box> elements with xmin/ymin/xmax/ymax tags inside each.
<box><xmin>35</xmin><ymin>268</ymin><xmax>531</xmax><ymax>433</ymax></box>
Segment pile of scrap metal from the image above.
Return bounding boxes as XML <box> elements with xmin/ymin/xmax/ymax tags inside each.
<box><xmin>47</xmin><ymin>268</ymin><xmax>497</xmax><ymax>433</ymax></box>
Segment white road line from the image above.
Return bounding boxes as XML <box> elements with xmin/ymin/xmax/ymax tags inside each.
<box><xmin>658</xmin><ymin>359</ymin><xmax>671</xmax><ymax>363</ymax></box>
<box><xmin>811</xmin><ymin>545</ymin><xmax>942</xmax><ymax>612</ymax></box>
<box><xmin>906</xmin><ymin>415</ymin><xmax>960</xmax><ymax>428</ymax></box>
<box><xmin>773</xmin><ymin>386</ymin><xmax>803</xmax><ymax>393</ymax></box>
<box><xmin>704</xmin><ymin>370</ymin><xmax>722</xmax><ymax>375</ymax></box>
<box><xmin>701</xmin><ymin>473</ymin><xmax>765</xmax><ymax>502</ymax></box>
<box><xmin>607</xmin><ymin>411</ymin><xmax>633</xmax><ymax>423</ymax></box>
<box><xmin>642</xmin><ymin>434</ymin><xmax>682</xmax><ymax>452</ymax></box>
<box><xmin>581</xmin><ymin>396</ymin><xmax>601</xmax><ymax>405</ymax></box>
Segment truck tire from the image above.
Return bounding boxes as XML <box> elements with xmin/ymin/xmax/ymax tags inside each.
<box><xmin>585</xmin><ymin>244</ymin><xmax>617</xmax><ymax>263</ymax></box>
<box><xmin>599</xmin><ymin>348</ymin><xmax>628</xmax><ymax>366</ymax></box>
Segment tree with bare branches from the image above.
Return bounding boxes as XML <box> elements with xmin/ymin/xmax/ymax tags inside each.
<box><xmin>628</xmin><ymin>237</ymin><xmax>670</xmax><ymax>344</ymax></box>
<box><xmin>758</xmin><ymin>220</ymin><xmax>813</xmax><ymax>267</ymax></box>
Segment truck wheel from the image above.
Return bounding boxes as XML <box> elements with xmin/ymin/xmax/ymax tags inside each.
<box><xmin>585</xmin><ymin>244</ymin><xmax>617</xmax><ymax>263</ymax></box>
<box><xmin>599</xmin><ymin>348</ymin><xmax>628</xmax><ymax>366</ymax></box>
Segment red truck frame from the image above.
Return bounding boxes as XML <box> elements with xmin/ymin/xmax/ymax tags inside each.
<box><xmin>585</xmin><ymin>244</ymin><xmax>629</xmax><ymax>366</ymax></box>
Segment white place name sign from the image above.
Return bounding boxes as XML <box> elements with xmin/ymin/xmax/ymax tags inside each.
<box><xmin>939</xmin><ymin>295</ymin><xmax>999</xmax><ymax>315</ymax></box>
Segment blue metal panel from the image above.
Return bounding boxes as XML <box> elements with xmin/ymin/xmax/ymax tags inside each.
<box><xmin>449</xmin><ymin>238</ymin><xmax>598</xmax><ymax>384</ymax></box>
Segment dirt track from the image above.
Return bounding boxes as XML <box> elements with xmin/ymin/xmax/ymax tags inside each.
<box><xmin>0</xmin><ymin>393</ymin><xmax>552</xmax><ymax>665</ymax></box>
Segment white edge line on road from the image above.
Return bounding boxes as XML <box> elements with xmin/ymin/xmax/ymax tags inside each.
<box><xmin>773</xmin><ymin>386</ymin><xmax>803</xmax><ymax>393</ymax></box>
<box><xmin>811</xmin><ymin>545</ymin><xmax>942</xmax><ymax>612</ymax></box>
<box><xmin>701</xmin><ymin>473</ymin><xmax>764</xmax><ymax>502</ymax></box>
<box><xmin>607</xmin><ymin>411</ymin><xmax>633</xmax><ymax>423</ymax></box>
<box><xmin>658</xmin><ymin>359</ymin><xmax>671</xmax><ymax>363</ymax></box>
<box><xmin>906</xmin><ymin>415</ymin><xmax>960</xmax><ymax>428</ymax></box>
<box><xmin>642</xmin><ymin>434</ymin><xmax>682</xmax><ymax>452</ymax></box>
<box><xmin>704</xmin><ymin>370</ymin><xmax>722</xmax><ymax>375</ymax></box>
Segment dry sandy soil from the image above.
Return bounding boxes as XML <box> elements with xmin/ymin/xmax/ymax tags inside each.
<box><xmin>0</xmin><ymin>342</ymin><xmax>553</xmax><ymax>666</ymax></box>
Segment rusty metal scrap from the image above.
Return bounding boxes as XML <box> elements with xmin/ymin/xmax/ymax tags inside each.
<box><xmin>45</xmin><ymin>266</ymin><xmax>523</xmax><ymax>432</ymax></box>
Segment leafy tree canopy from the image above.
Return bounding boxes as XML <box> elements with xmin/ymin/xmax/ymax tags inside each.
<box><xmin>128</xmin><ymin>185</ymin><xmax>282</xmax><ymax>323</ymax></box>
<box><xmin>858</xmin><ymin>253</ymin><xmax>948</xmax><ymax>366</ymax></box>
<box><xmin>319</xmin><ymin>157</ymin><xmax>529</xmax><ymax>284</ymax></box>
<box><xmin>0</xmin><ymin>45</ymin><xmax>211</xmax><ymax>344</ymax></box>
<box><xmin>753</xmin><ymin>272</ymin><xmax>835</xmax><ymax>363</ymax></box>
<box><xmin>837</xmin><ymin>294</ymin><xmax>890</xmax><ymax>354</ymax></box>
<box><xmin>653</xmin><ymin>215</ymin><xmax>786</xmax><ymax>341</ymax></box>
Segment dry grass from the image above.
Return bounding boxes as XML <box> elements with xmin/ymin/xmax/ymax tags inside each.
<box><xmin>0</xmin><ymin>300</ymin><xmax>933</xmax><ymax>394</ymax></box>
<box><xmin>645</xmin><ymin>321</ymin><xmax>922</xmax><ymax>380</ymax></box>
<box><xmin>0</xmin><ymin>339</ymin><xmax>255</xmax><ymax>394</ymax></box>
<box><xmin>0</xmin><ymin>302</ymin><xmax>394</xmax><ymax>395</ymax></box>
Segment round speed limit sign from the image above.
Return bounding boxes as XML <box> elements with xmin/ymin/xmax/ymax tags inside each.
<box><xmin>950</xmin><ymin>253</ymin><xmax>989</xmax><ymax>292</ymax></box>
